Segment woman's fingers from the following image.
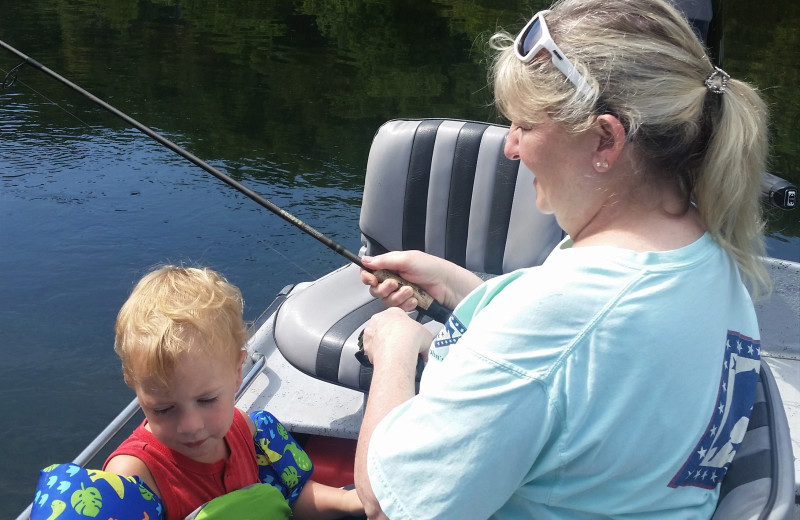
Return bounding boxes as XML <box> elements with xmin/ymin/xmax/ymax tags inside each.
<box><xmin>362</xmin><ymin>308</ymin><xmax>430</xmax><ymax>365</ymax></box>
<box><xmin>361</xmin><ymin>263</ymin><xmax>419</xmax><ymax>309</ymax></box>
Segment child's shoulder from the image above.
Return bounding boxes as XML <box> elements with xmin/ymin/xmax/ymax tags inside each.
<box><xmin>237</xmin><ymin>407</ymin><xmax>257</xmax><ymax>436</ymax></box>
<box><xmin>104</xmin><ymin>453</ymin><xmax>161</xmax><ymax>498</ymax></box>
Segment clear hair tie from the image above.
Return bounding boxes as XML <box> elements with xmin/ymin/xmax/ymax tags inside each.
<box><xmin>705</xmin><ymin>66</ymin><xmax>730</xmax><ymax>94</ymax></box>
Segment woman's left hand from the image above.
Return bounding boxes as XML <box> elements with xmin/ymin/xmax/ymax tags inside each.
<box><xmin>361</xmin><ymin>307</ymin><xmax>433</xmax><ymax>367</ymax></box>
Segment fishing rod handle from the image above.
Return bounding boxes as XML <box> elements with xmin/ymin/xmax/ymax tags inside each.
<box><xmin>373</xmin><ymin>269</ymin><xmax>452</xmax><ymax>323</ymax></box>
<box><xmin>354</xmin><ymin>270</ymin><xmax>451</xmax><ymax>371</ymax></box>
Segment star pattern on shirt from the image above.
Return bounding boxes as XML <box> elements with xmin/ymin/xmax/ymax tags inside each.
<box><xmin>669</xmin><ymin>330</ymin><xmax>761</xmax><ymax>490</ymax></box>
<box><xmin>433</xmin><ymin>314</ymin><xmax>467</xmax><ymax>347</ymax></box>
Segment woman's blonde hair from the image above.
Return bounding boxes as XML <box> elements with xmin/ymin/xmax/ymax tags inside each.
<box><xmin>115</xmin><ymin>265</ymin><xmax>248</xmax><ymax>388</ymax></box>
<box><xmin>490</xmin><ymin>0</ymin><xmax>770</xmax><ymax>295</ymax></box>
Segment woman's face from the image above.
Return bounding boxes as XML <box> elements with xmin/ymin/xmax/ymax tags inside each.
<box><xmin>504</xmin><ymin>116</ymin><xmax>599</xmax><ymax>233</ymax></box>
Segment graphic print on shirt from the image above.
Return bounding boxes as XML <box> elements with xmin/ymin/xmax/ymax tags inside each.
<box><xmin>430</xmin><ymin>314</ymin><xmax>467</xmax><ymax>362</ymax></box>
<box><xmin>669</xmin><ymin>330</ymin><xmax>761</xmax><ymax>489</ymax></box>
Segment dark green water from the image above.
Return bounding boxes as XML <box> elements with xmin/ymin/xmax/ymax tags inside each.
<box><xmin>1</xmin><ymin>0</ymin><xmax>798</xmax><ymax>515</ymax></box>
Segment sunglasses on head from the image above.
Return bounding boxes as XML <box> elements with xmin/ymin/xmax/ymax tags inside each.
<box><xmin>514</xmin><ymin>11</ymin><xmax>594</xmax><ymax>97</ymax></box>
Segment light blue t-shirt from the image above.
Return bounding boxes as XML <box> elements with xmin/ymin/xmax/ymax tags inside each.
<box><xmin>367</xmin><ymin>233</ymin><xmax>761</xmax><ymax>519</ymax></box>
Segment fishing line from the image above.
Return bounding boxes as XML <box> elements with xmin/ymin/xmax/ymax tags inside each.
<box><xmin>1</xmin><ymin>64</ymin><xmax>95</xmax><ymax>130</ymax></box>
<box><xmin>267</xmin><ymin>246</ymin><xmax>319</xmax><ymax>279</ymax></box>
<box><xmin>0</xmin><ymin>39</ymin><xmax>453</xmax><ymax>325</ymax></box>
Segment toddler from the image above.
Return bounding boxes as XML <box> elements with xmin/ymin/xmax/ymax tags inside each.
<box><xmin>104</xmin><ymin>265</ymin><xmax>363</xmax><ymax>520</ymax></box>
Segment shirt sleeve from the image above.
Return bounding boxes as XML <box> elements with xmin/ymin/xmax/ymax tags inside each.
<box><xmin>367</xmin><ymin>322</ymin><xmax>561</xmax><ymax>520</ymax></box>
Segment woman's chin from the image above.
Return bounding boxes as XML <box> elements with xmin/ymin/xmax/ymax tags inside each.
<box><xmin>534</xmin><ymin>197</ymin><xmax>553</xmax><ymax>215</ymax></box>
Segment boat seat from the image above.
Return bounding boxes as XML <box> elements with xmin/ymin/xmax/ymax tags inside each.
<box><xmin>272</xmin><ymin>118</ymin><xmax>563</xmax><ymax>392</ymax></box>
<box><xmin>712</xmin><ymin>360</ymin><xmax>796</xmax><ymax>520</ymax></box>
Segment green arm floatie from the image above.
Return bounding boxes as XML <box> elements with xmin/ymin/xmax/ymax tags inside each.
<box><xmin>184</xmin><ymin>483</ymin><xmax>291</xmax><ymax>519</ymax></box>
<box><xmin>30</xmin><ymin>463</ymin><xmax>162</xmax><ymax>520</ymax></box>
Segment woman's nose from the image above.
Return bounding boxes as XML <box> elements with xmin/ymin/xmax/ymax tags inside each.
<box><xmin>504</xmin><ymin>124</ymin><xmax>520</xmax><ymax>160</ymax></box>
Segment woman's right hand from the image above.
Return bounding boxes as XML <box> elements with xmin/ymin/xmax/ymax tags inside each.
<box><xmin>360</xmin><ymin>250</ymin><xmax>482</xmax><ymax>312</ymax></box>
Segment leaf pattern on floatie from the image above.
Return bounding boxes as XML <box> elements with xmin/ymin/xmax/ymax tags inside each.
<box><xmin>71</xmin><ymin>483</ymin><xmax>102</xmax><ymax>516</ymax></box>
<box><xmin>281</xmin><ymin>466</ymin><xmax>299</xmax><ymax>488</ymax></box>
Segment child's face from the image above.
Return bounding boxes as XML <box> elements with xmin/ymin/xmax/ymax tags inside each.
<box><xmin>133</xmin><ymin>348</ymin><xmax>245</xmax><ymax>464</ymax></box>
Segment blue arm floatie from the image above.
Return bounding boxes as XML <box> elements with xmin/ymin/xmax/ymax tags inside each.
<box><xmin>30</xmin><ymin>463</ymin><xmax>163</xmax><ymax>520</ymax></box>
<box><xmin>250</xmin><ymin>410</ymin><xmax>314</xmax><ymax>506</ymax></box>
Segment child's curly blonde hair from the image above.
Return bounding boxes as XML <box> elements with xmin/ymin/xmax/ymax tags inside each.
<box><xmin>115</xmin><ymin>265</ymin><xmax>248</xmax><ymax>389</ymax></box>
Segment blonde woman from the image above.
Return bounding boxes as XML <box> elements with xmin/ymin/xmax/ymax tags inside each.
<box><xmin>355</xmin><ymin>0</ymin><xmax>770</xmax><ymax>518</ymax></box>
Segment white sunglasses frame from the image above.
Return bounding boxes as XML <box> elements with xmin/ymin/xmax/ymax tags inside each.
<box><xmin>514</xmin><ymin>11</ymin><xmax>594</xmax><ymax>97</ymax></box>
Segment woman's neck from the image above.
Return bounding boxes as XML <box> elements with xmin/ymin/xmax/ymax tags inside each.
<box><xmin>569</xmin><ymin>178</ymin><xmax>705</xmax><ymax>252</ymax></box>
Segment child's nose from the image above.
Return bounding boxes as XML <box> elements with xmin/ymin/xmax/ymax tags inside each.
<box><xmin>177</xmin><ymin>408</ymin><xmax>203</xmax><ymax>434</ymax></box>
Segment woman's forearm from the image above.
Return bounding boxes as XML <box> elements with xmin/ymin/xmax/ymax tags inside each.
<box><xmin>354</xmin><ymin>334</ymin><xmax>419</xmax><ymax>519</ymax></box>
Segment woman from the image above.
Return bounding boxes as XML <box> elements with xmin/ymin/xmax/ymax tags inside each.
<box><xmin>354</xmin><ymin>0</ymin><xmax>771</xmax><ymax>518</ymax></box>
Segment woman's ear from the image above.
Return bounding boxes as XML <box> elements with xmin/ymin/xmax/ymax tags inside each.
<box><xmin>592</xmin><ymin>114</ymin><xmax>626</xmax><ymax>171</ymax></box>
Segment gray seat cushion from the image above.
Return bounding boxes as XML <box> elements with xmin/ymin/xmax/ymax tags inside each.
<box><xmin>273</xmin><ymin>119</ymin><xmax>563</xmax><ymax>392</ymax></box>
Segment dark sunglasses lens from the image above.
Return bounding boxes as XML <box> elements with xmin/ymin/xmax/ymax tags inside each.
<box><xmin>520</xmin><ymin>18</ymin><xmax>543</xmax><ymax>56</ymax></box>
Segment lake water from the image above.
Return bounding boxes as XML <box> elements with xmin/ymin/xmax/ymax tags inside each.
<box><xmin>1</xmin><ymin>0</ymin><xmax>799</xmax><ymax>516</ymax></box>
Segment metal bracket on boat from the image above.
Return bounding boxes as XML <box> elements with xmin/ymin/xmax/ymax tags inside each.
<box><xmin>761</xmin><ymin>171</ymin><xmax>797</xmax><ymax>210</ymax></box>
<box><xmin>236</xmin><ymin>353</ymin><xmax>267</xmax><ymax>400</ymax></box>
<box><xmin>2</xmin><ymin>61</ymin><xmax>25</xmax><ymax>89</ymax></box>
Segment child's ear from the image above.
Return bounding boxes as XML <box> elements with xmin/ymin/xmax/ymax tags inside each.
<box><xmin>235</xmin><ymin>349</ymin><xmax>247</xmax><ymax>385</ymax></box>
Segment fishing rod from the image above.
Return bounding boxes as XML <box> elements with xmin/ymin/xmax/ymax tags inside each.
<box><xmin>0</xmin><ymin>39</ymin><xmax>452</xmax><ymax>326</ymax></box>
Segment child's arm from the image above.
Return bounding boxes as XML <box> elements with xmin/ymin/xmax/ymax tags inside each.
<box><xmin>105</xmin><ymin>453</ymin><xmax>161</xmax><ymax>499</ymax></box>
<box><xmin>290</xmin><ymin>480</ymin><xmax>364</xmax><ymax>520</ymax></box>
<box><xmin>30</xmin><ymin>463</ymin><xmax>163</xmax><ymax>520</ymax></box>
<box><xmin>248</xmin><ymin>410</ymin><xmax>363</xmax><ymax>517</ymax></box>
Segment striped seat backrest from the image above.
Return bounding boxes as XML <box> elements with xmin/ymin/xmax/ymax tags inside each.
<box><xmin>711</xmin><ymin>361</ymin><xmax>795</xmax><ymax>519</ymax></box>
<box><xmin>273</xmin><ymin>119</ymin><xmax>563</xmax><ymax>393</ymax></box>
<box><xmin>359</xmin><ymin>118</ymin><xmax>563</xmax><ymax>274</ymax></box>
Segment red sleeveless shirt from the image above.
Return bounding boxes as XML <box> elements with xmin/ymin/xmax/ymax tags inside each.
<box><xmin>104</xmin><ymin>409</ymin><xmax>260</xmax><ymax>520</ymax></box>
